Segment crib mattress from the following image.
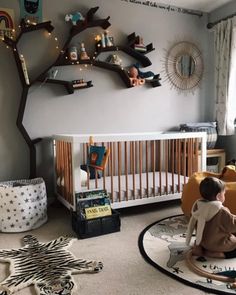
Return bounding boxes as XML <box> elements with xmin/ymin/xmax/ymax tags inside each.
<box><xmin>81</xmin><ymin>171</ymin><xmax>187</xmax><ymax>202</ymax></box>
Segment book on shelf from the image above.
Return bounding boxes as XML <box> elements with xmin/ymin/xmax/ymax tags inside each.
<box><xmin>20</xmin><ymin>54</ymin><xmax>30</xmax><ymax>85</ymax></box>
<box><xmin>134</xmin><ymin>44</ymin><xmax>147</xmax><ymax>52</ymax></box>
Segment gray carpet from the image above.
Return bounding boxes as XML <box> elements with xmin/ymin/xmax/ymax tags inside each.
<box><xmin>0</xmin><ymin>200</ymin><xmax>210</xmax><ymax>295</ymax></box>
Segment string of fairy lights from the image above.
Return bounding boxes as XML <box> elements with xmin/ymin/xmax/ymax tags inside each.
<box><xmin>1</xmin><ymin>20</ymin><xmax>123</xmax><ymax>81</ymax></box>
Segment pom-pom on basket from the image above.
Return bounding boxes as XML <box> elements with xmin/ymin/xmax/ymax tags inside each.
<box><xmin>0</xmin><ymin>178</ymin><xmax>47</xmax><ymax>232</ymax></box>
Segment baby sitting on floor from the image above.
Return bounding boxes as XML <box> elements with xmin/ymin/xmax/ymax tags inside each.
<box><xmin>186</xmin><ymin>176</ymin><xmax>236</xmax><ymax>259</ymax></box>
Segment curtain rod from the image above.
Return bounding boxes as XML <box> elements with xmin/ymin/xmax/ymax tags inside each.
<box><xmin>207</xmin><ymin>12</ymin><xmax>236</xmax><ymax>29</ymax></box>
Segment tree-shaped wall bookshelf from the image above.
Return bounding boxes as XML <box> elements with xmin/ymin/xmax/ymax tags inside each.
<box><xmin>3</xmin><ymin>6</ymin><xmax>161</xmax><ymax>178</ymax></box>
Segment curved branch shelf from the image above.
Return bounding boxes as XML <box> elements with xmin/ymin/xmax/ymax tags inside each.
<box><xmin>2</xmin><ymin>6</ymin><xmax>161</xmax><ymax>178</ymax></box>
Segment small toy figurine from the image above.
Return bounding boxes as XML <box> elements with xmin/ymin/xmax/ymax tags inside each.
<box><xmin>80</xmin><ymin>43</ymin><xmax>90</xmax><ymax>60</ymax></box>
<box><xmin>65</xmin><ymin>12</ymin><xmax>85</xmax><ymax>25</ymax></box>
<box><xmin>128</xmin><ymin>66</ymin><xmax>145</xmax><ymax>87</ymax></box>
<box><xmin>107</xmin><ymin>54</ymin><xmax>122</xmax><ymax>66</ymax></box>
<box><xmin>101</xmin><ymin>33</ymin><xmax>106</xmax><ymax>48</ymax></box>
<box><xmin>104</xmin><ymin>30</ymin><xmax>113</xmax><ymax>47</ymax></box>
<box><xmin>68</xmin><ymin>46</ymin><xmax>78</xmax><ymax>61</ymax></box>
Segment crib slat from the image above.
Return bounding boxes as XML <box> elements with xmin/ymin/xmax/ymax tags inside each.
<box><xmin>102</xmin><ymin>142</ymin><xmax>106</xmax><ymax>190</ymax></box>
<box><xmin>183</xmin><ymin>139</ymin><xmax>187</xmax><ymax>184</ymax></box>
<box><xmin>110</xmin><ymin>142</ymin><xmax>114</xmax><ymax>202</ymax></box>
<box><xmin>171</xmin><ymin>140</ymin><xmax>175</xmax><ymax>194</ymax></box>
<box><xmin>165</xmin><ymin>140</ymin><xmax>169</xmax><ymax>194</ymax></box>
<box><xmin>187</xmin><ymin>138</ymin><xmax>192</xmax><ymax>176</ymax></box>
<box><xmin>139</xmin><ymin>141</ymin><xmax>143</xmax><ymax>198</ymax></box>
<box><xmin>131</xmin><ymin>141</ymin><xmax>136</xmax><ymax>199</ymax></box>
<box><xmin>158</xmin><ymin>140</ymin><xmax>162</xmax><ymax>195</ymax></box>
<box><xmin>135</xmin><ymin>142</ymin><xmax>138</xmax><ymax>174</ymax></box>
<box><xmin>177</xmin><ymin>139</ymin><xmax>181</xmax><ymax>193</ymax></box>
<box><xmin>55</xmin><ymin>141</ymin><xmax>61</xmax><ymax>195</ymax></box>
<box><xmin>125</xmin><ymin>141</ymin><xmax>128</xmax><ymax>201</ymax></box>
<box><xmin>113</xmin><ymin>142</ymin><xmax>116</xmax><ymax>177</ymax></box>
<box><xmin>68</xmin><ymin>142</ymin><xmax>73</xmax><ymax>205</ymax></box>
<box><xmin>195</xmin><ymin>138</ymin><xmax>199</xmax><ymax>172</ymax></box>
<box><xmin>118</xmin><ymin>141</ymin><xmax>121</xmax><ymax>202</ymax></box>
<box><xmin>82</xmin><ymin>143</ymin><xmax>86</xmax><ymax>164</ymax></box>
<box><xmin>146</xmin><ymin>141</ymin><xmax>149</xmax><ymax>197</ymax></box>
<box><xmin>62</xmin><ymin>142</ymin><xmax>66</xmax><ymax>199</ymax></box>
<box><xmin>152</xmin><ymin>140</ymin><xmax>156</xmax><ymax>196</ymax></box>
<box><xmin>65</xmin><ymin>143</ymin><xmax>70</xmax><ymax>203</ymax></box>
<box><xmin>86</xmin><ymin>143</ymin><xmax>90</xmax><ymax>190</ymax></box>
<box><xmin>58</xmin><ymin>141</ymin><xmax>63</xmax><ymax>195</ymax></box>
<box><xmin>65</xmin><ymin>142</ymin><xmax>69</xmax><ymax>202</ymax></box>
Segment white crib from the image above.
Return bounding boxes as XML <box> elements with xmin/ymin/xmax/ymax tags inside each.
<box><xmin>53</xmin><ymin>132</ymin><xmax>207</xmax><ymax>210</ymax></box>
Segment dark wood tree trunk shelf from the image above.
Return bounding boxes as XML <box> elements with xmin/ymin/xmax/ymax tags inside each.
<box><xmin>2</xmin><ymin>6</ymin><xmax>161</xmax><ymax>178</ymax></box>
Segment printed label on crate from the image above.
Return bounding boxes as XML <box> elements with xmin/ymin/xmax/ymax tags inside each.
<box><xmin>85</xmin><ymin>205</ymin><xmax>112</xmax><ymax>220</ymax></box>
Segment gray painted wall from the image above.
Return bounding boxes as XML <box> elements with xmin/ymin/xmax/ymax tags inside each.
<box><xmin>0</xmin><ymin>0</ymin><xmax>213</xmax><ymax>192</ymax></box>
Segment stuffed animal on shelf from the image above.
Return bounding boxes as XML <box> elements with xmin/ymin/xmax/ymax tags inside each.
<box><xmin>134</xmin><ymin>63</ymin><xmax>155</xmax><ymax>80</ymax></box>
<box><xmin>128</xmin><ymin>66</ymin><xmax>145</xmax><ymax>87</ymax></box>
<box><xmin>65</xmin><ymin>12</ymin><xmax>85</xmax><ymax>25</ymax></box>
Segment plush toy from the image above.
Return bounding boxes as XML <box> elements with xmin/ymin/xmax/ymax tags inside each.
<box><xmin>65</xmin><ymin>12</ymin><xmax>85</xmax><ymax>25</ymax></box>
<box><xmin>134</xmin><ymin>63</ymin><xmax>155</xmax><ymax>80</ymax></box>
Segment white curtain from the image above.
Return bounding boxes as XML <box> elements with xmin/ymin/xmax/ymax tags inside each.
<box><xmin>214</xmin><ymin>17</ymin><xmax>236</xmax><ymax>135</ymax></box>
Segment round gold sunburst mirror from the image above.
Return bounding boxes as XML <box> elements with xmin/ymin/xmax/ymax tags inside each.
<box><xmin>164</xmin><ymin>41</ymin><xmax>203</xmax><ymax>93</ymax></box>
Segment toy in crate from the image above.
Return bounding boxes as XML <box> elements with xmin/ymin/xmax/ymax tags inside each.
<box><xmin>72</xmin><ymin>189</ymin><xmax>121</xmax><ymax>238</ymax></box>
<box><xmin>87</xmin><ymin>136</ymin><xmax>110</xmax><ymax>171</ymax></box>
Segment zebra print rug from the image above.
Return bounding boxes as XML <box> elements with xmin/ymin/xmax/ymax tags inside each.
<box><xmin>0</xmin><ymin>235</ymin><xmax>103</xmax><ymax>295</ymax></box>
<box><xmin>138</xmin><ymin>214</ymin><xmax>236</xmax><ymax>295</ymax></box>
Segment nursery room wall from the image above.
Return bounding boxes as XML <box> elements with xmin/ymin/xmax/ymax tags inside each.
<box><xmin>0</xmin><ymin>0</ymin><xmax>213</xmax><ymax>192</ymax></box>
